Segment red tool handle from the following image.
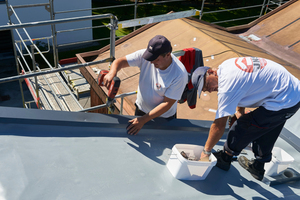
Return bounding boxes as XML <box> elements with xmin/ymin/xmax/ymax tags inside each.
<box><xmin>97</xmin><ymin>70</ymin><xmax>121</xmax><ymax>101</ymax></box>
<box><xmin>97</xmin><ymin>70</ymin><xmax>109</xmax><ymax>86</ymax></box>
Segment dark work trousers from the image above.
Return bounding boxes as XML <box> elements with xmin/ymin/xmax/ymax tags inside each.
<box><xmin>224</xmin><ymin>101</ymin><xmax>300</xmax><ymax>163</ymax></box>
<box><xmin>134</xmin><ymin>103</ymin><xmax>177</xmax><ymax>120</ymax></box>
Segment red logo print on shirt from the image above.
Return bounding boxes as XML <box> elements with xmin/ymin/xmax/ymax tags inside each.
<box><xmin>235</xmin><ymin>57</ymin><xmax>267</xmax><ymax>73</ymax></box>
<box><xmin>156</xmin><ymin>83</ymin><xmax>161</xmax><ymax>89</ymax></box>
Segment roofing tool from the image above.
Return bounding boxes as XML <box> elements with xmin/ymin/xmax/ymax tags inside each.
<box><xmin>97</xmin><ymin>70</ymin><xmax>121</xmax><ymax>113</ymax></box>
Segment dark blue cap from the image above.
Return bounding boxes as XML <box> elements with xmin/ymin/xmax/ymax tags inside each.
<box><xmin>142</xmin><ymin>35</ymin><xmax>172</xmax><ymax>61</ymax></box>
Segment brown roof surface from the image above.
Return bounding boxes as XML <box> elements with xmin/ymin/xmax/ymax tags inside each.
<box><xmin>239</xmin><ymin>0</ymin><xmax>300</xmax><ymax>70</ymax></box>
<box><xmin>77</xmin><ymin>2</ymin><xmax>300</xmax><ymax>121</ymax></box>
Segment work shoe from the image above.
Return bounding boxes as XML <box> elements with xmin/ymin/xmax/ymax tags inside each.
<box><xmin>213</xmin><ymin>150</ymin><xmax>233</xmax><ymax>171</ymax></box>
<box><xmin>238</xmin><ymin>156</ymin><xmax>265</xmax><ymax>181</ymax></box>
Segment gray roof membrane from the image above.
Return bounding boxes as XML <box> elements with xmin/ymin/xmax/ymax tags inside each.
<box><xmin>0</xmin><ymin>106</ymin><xmax>300</xmax><ymax>199</ymax></box>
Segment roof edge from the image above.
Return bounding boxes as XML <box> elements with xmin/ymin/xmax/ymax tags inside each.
<box><xmin>0</xmin><ymin>106</ymin><xmax>213</xmax><ymax>133</ymax></box>
<box><xmin>227</xmin><ymin>0</ymin><xmax>298</xmax><ymax>32</ymax></box>
<box><xmin>185</xmin><ymin>0</ymin><xmax>298</xmax><ymax>33</ymax></box>
<box><xmin>86</xmin><ymin>21</ymin><xmax>160</xmax><ymax>57</ymax></box>
<box><xmin>78</xmin><ymin>1</ymin><xmax>298</xmax><ymax>57</ymax></box>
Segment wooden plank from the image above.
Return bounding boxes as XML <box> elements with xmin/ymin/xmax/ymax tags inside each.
<box><xmin>89</xmin><ymin>88</ymin><xmax>107</xmax><ymax>113</ymax></box>
<box><xmin>79</xmin><ymin>66</ymin><xmax>120</xmax><ymax>114</ymax></box>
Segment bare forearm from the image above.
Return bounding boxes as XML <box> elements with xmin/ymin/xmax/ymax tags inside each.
<box><xmin>127</xmin><ymin>97</ymin><xmax>176</xmax><ymax>135</ymax></box>
<box><xmin>104</xmin><ymin>57</ymin><xmax>129</xmax><ymax>87</ymax></box>
<box><xmin>110</xmin><ymin>57</ymin><xmax>129</xmax><ymax>75</ymax></box>
<box><xmin>204</xmin><ymin>117</ymin><xmax>227</xmax><ymax>151</ymax></box>
<box><xmin>140</xmin><ymin>100</ymin><xmax>174</xmax><ymax>123</ymax></box>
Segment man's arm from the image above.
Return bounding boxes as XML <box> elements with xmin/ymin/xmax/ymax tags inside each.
<box><xmin>200</xmin><ymin>116</ymin><xmax>227</xmax><ymax>159</ymax></box>
<box><xmin>103</xmin><ymin>56</ymin><xmax>129</xmax><ymax>88</ymax></box>
<box><xmin>127</xmin><ymin>96</ymin><xmax>176</xmax><ymax>135</ymax></box>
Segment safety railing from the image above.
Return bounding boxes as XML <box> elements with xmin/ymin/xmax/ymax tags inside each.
<box><xmin>15</xmin><ymin>36</ymin><xmax>52</xmax><ymax>56</ymax></box>
<box><xmin>50</xmin><ymin>0</ymin><xmax>289</xmax><ymax>51</ymax></box>
<box><xmin>0</xmin><ymin>0</ymin><xmax>202</xmax><ymax>114</ymax></box>
<box><xmin>200</xmin><ymin>0</ymin><xmax>289</xmax><ymax>24</ymax></box>
<box><xmin>6</xmin><ymin>0</ymin><xmax>287</xmax><ymax>70</ymax></box>
<box><xmin>78</xmin><ymin>91</ymin><xmax>138</xmax><ymax>114</ymax></box>
<box><xmin>0</xmin><ymin>11</ymin><xmax>196</xmax><ymax>84</ymax></box>
<box><xmin>1</xmin><ymin>0</ymin><xmax>118</xmax><ymax>111</ymax></box>
<box><xmin>0</xmin><ymin>0</ymin><xmax>289</xmax><ymax>114</ymax></box>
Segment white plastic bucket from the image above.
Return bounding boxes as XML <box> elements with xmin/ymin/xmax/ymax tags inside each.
<box><xmin>265</xmin><ymin>147</ymin><xmax>294</xmax><ymax>176</ymax></box>
<box><xmin>166</xmin><ymin>144</ymin><xmax>217</xmax><ymax>180</ymax></box>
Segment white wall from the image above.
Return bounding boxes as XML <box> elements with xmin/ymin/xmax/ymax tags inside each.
<box><xmin>0</xmin><ymin>0</ymin><xmax>92</xmax><ymax>46</ymax></box>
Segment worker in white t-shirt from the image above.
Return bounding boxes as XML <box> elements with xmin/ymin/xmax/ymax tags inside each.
<box><xmin>192</xmin><ymin>57</ymin><xmax>300</xmax><ymax>181</ymax></box>
<box><xmin>103</xmin><ymin>35</ymin><xmax>188</xmax><ymax>135</ymax></box>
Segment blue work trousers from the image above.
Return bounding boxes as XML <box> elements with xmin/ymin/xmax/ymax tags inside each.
<box><xmin>224</xmin><ymin>101</ymin><xmax>300</xmax><ymax>163</ymax></box>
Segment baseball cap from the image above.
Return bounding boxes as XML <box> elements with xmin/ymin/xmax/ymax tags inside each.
<box><xmin>191</xmin><ymin>66</ymin><xmax>210</xmax><ymax>98</ymax></box>
<box><xmin>142</xmin><ymin>35</ymin><xmax>172</xmax><ymax>61</ymax></box>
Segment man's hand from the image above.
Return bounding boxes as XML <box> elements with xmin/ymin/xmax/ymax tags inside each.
<box><xmin>126</xmin><ymin>117</ymin><xmax>147</xmax><ymax>135</ymax></box>
<box><xmin>200</xmin><ymin>151</ymin><xmax>210</xmax><ymax>161</ymax></box>
<box><xmin>102</xmin><ymin>56</ymin><xmax>129</xmax><ymax>88</ymax></box>
<box><xmin>102</xmin><ymin>72</ymin><xmax>115</xmax><ymax>88</ymax></box>
<box><xmin>126</xmin><ymin>97</ymin><xmax>176</xmax><ymax>135</ymax></box>
<box><xmin>202</xmin><ymin>116</ymin><xmax>227</xmax><ymax>158</ymax></box>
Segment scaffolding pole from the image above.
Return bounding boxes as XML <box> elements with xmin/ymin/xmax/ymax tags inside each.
<box><xmin>5</xmin><ymin>0</ymin><xmax>25</xmax><ymax>108</ymax></box>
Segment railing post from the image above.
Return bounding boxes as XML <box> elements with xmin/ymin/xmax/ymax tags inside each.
<box><xmin>31</xmin><ymin>45</ymin><xmax>40</xmax><ymax>109</ymax></box>
<box><xmin>134</xmin><ymin>0</ymin><xmax>138</xmax><ymax>31</ymax></box>
<box><xmin>260</xmin><ymin>0</ymin><xmax>267</xmax><ymax>16</ymax></box>
<box><xmin>50</xmin><ymin>0</ymin><xmax>59</xmax><ymax>68</ymax></box>
<box><xmin>265</xmin><ymin>0</ymin><xmax>271</xmax><ymax>15</ymax></box>
<box><xmin>200</xmin><ymin>0</ymin><xmax>205</xmax><ymax>20</ymax></box>
<box><xmin>109</xmin><ymin>16</ymin><xmax>117</xmax><ymax>63</ymax></box>
<box><xmin>16</xmin><ymin>57</ymin><xmax>26</xmax><ymax>108</ymax></box>
<box><xmin>120</xmin><ymin>97</ymin><xmax>124</xmax><ymax>115</ymax></box>
<box><xmin>5</xmin><ymin>0</ymin><xmax>26</xmax><ymax>108</ymax></box>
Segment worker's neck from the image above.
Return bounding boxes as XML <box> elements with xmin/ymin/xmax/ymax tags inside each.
<box><xmin>161</xmin><ymin>57</ymin><xmax>173</xmax><ymax>70</ymax></box>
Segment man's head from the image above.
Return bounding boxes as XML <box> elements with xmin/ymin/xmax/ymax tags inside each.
<box><xmin>142</xmin><ymin>35</ymin><xmax>172</xmax><ymax>62</ymax></box>
<box><xmin>192</xmin><ymin>67</ymin><xmax>218</xmax><ymax>98</ymax></box>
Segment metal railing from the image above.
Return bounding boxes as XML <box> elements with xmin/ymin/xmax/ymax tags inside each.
<box><xmin>5</xmin><ymin>0</ymin><xmax>285</xmax><ymax>70</ymax></box>
<box><xmin>0</xmin><ymin>0</ymin><xmax>290</xmax><ymax>114</ymax></box>
<box><xmin>200</xmin><ymin>0</ymin><xmax>288</xmax><ymax>23</ymax></box>
<box><xmin>15</xmin><ymin>36</ymin><xmax>52</xmax><ymax>56</ymax></box>
<box><xmin>1</xmin><ymin>0</ymin><xmax>118</xmax><ymax>111</ymax></box>
<box><xmin>79</xmin><ymin>91</ymin><xmax>138</xmax><ymax>114</ymax></box>
<box><xmin>0</xmin><ymin>0</ymin><xmax>202</xmax><ymax>114</ymax></box>
<box><xmin>50</xmin><ymin>0</ymin><xmax>288</xmax><ymax>50</ymax></box>
<box><xmin>88</xmin><ymin>0</ymin><xmax>285</xmax><ymax>24</ymax></box>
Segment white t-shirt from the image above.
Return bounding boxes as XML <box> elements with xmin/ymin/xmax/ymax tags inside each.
<box><xmin>126</xmin><ymin>49</ymin><xmax>188</xmax><ymax>118</ymax></box>
<box><xmin>216</xmin><ymin>57</ymin><xmax>300</xmax><ymax>119</ymax></box>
